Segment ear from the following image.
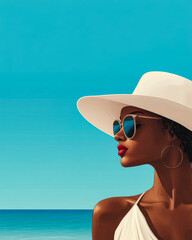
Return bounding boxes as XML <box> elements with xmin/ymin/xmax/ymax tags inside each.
<box><xmin>168</xmin><ymin>133</ymin><xmax>182</xmax><ymax>147</ymax></box>
<box><xmin>163</xmin><ymin>128</ymin><xmax>176</xmax><ymax>142</ymax></box>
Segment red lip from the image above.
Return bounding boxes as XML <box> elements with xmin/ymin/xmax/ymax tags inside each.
<box><xmin>118</xmin><ymin>149</ymin><xmax>127</xmax><ymax>156</ymax></box>
<box><xmin>117</xmin><ymin>144</ymin><xmax>128</xmax><ymax>151</ymax></box>
<box><xmin>117</xmin><ymin>144</ymin><xmax>128</xmax><ymax>156</ymax></box>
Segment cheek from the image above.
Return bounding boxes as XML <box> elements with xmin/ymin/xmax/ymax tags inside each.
<box><xmin>127</xmin><ymin>126</ymin><xmax>166</xmax><ymax>156</ymax></box>
<box><xmin>143</xmin><ymin>129</ymin><xmax>168</xmax><ymax>159</ymax></box>
<box><xmin>120</xmin><ymin>126</ymin><xmax>169</xmax><ymax>166</ymax></box>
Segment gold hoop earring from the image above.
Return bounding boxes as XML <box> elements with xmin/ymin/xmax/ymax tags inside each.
<box><xmin>161</xmin><ymin>140</ymin><xmax>183</xmax><ymax>168</ymax></box>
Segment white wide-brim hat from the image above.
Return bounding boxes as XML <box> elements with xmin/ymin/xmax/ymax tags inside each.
<box><xmin>76</xmin><ymin>71</ymin><xmax>192</xmax><ymax>137</ymax></box>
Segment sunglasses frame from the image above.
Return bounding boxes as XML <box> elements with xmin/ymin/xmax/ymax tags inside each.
<box><xmin>113</xmin><ymin>114</ymin><xmax>162</xmax><ymax>139</ymax></box>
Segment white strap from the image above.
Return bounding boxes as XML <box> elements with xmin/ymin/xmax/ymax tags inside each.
<box><xmin>135</xmin><ymin>191</ymin><xmax>146</xmax><ymax>205</ymax></box>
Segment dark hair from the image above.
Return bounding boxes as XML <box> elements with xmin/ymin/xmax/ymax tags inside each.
<box><xmin>160</xmin><ymin>116</ymin><xmax>192</xmax><ymax>163</ymax></box>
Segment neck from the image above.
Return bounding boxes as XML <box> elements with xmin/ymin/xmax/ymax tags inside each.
<box><xmin>150</xmin><ymin>153</ymin><xmax>192</xmax><ymax>210</ymax></box>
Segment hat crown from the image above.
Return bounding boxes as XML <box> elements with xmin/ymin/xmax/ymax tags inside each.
<box><xmin>133</xmin><ymin>71</ymin><xmax>192</xmax><ymax>107</ymax></box>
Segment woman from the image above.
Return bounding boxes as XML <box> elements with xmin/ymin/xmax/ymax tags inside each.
<box><xmin>77</xmin><ymin>71</ymin><xmax>192</xmax><ymax>240</ymax></box>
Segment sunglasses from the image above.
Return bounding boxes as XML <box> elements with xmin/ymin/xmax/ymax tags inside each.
<box><xmin>113</xmin><ymin>114</ymin><xmax>162</xmax><ymax>139</ymax></box>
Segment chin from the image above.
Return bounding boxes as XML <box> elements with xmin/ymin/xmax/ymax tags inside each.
<box><xmin>120</xmin><ymin>156</ymin><xmax>145</xmax><ymax>167</ymax></box>
<box><xmin>121</xmin><ymin>159</ymin><xmax>137</xmax><ymax>167</ymax></box>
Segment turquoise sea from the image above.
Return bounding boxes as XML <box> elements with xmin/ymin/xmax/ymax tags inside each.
<box><xmin>0</xmin><ymin>210</ymin><xmax>92</xmax><ymax>240</ymax></box>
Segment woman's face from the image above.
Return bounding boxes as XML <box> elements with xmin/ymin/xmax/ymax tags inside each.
<box><xmin>114</xmin><ymin>106</ymin><xmax>172</xmax><ymax>167</ymax></box>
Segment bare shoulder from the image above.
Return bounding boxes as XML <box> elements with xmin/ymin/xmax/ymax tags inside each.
<box><xmin>92</xmin><ymin>193</ymin><xmax>142</xmax><ymax>240</ymax></box>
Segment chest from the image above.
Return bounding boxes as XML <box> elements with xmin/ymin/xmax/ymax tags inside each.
<box><xmin>138</xmin><ymin>202</ymin><xmax>192</xmax><ymax>240</ymax></box>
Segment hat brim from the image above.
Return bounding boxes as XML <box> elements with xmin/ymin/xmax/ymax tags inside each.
<box><xmin>77</xmin><ymin>94</ymin><xmax>192</xmax><ymax>137</ymax></box>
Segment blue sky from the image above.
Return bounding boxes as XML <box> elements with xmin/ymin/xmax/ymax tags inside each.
<box><xmin>0</xmin><ymin>0</ymin><xmax>191</xmax><ymax>209</ymax></box>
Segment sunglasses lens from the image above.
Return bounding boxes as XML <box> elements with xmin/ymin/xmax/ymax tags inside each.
<box><xmin>123</xmin><ymin>115</ymin><xmax>135</xmax><ymax>138</ymax></box>
<box><xmin>113</xmin><ymin>120</ymin><xmax>121</xmax><ymax>135</ymax></box>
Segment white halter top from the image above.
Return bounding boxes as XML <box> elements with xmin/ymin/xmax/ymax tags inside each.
<box><xmin>114</xmin><ymin>191</ymin><xmax>159</xmax><ymax>240</ymax></box>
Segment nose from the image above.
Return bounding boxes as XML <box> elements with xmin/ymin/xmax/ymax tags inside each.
<box><xmin>114</xmin><ymin>127</ymin><xmax>127</xmax><ymax>141</ymax></box>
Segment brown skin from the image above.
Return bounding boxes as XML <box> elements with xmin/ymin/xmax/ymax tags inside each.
<box><xmin>92</xmin><ymin>106</ymin><xmax>192</xmax><ymax>240</ymax></box>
